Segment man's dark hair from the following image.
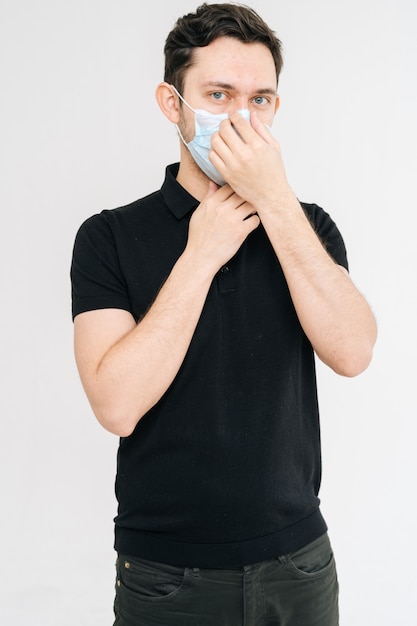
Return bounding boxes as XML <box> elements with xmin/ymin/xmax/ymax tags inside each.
<box><xmin>164</xmin><ymin>3</ymin><xmax>283</xmax><ymax>94</ymax></box>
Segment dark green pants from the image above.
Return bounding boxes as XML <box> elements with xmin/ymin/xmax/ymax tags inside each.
<box><xmin>113</xmin><ymin>533</ymin><xmax>339</xmax><ymax>625</ymax></box>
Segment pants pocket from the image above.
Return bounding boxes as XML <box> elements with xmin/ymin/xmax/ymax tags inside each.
<box><xmin>286</xmin><ymin>533</ymin><xmax>336</xmax><ymax>580</ymax></box>
<box><xmin>116</xmin><ymin>554</ymin><xmax>187</xmax><ymax>601</ymax></box>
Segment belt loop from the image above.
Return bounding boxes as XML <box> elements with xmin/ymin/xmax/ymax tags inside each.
<box><xmin>277</xmin><ymin>554</ymin><xmax>289</xmax><ymax>565</ymax></box>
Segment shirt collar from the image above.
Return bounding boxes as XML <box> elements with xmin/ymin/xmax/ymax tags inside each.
<box><xmin>161</xmin><ymin>163</ymin><xmax>200</xmax><ymax>219</ymax></box>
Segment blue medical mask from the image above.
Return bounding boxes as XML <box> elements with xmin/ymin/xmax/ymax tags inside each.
<box><xmin>172</xmin><ymin>85</ymin><xmax>250</xmax><ymax>186</ymax></box>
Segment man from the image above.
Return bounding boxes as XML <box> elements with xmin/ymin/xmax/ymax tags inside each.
<box><xmin>71</xmin><ymin>4</ymin><xmax>377</xmax><ymax>625</ymax></box>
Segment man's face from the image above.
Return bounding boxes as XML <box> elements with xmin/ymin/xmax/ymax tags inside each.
<box><xmin>178</xmin><ymin>36</ymin><xmax>279</xmax><ymax>143</ymax></box>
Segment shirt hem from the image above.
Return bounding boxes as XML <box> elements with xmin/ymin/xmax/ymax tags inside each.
<box><xmin>114</xmin><ymin>509</ymin><xmax>327</xmax><ymax>569</ymax></box>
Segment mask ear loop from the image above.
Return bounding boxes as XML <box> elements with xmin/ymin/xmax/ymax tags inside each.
<box><xmin>170</xmin><ymin>85</ymin><xmax>197</xmax><ymax>113</ymax></box>
<box><xmin>170</xmin><ymin>85</ymin><xmax>196</xmax><ymax>146</ymax></box>
<box><xmin>175</xmin><ymin>124</ymin><xmax>188</xmax><ymax>147</ymax></box>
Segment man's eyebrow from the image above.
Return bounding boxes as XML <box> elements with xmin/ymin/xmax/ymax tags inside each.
<box><xmin>202</xmin><ymin>81</ymin><xmax>235</xmax><ymax>90</ymax></box>
<box><xmin>255</xmin><ymin>87</ymin><xmax>278</xmax><ymax>96</ymax></box>
<box><xmin>203</xmin><ymin>81</ymin><xmax>277</xmax><ymax>95</ymax></box>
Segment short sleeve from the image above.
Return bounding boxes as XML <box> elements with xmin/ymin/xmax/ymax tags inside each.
<box><xmin>70</xmin><ymin>213</ymin><xmax>132</xmax><ymax>320</ymax></box>
<box><xmin>301</xmin><ymin>202</ymin><xmax>349</xmax><ymax>271</ymax></box>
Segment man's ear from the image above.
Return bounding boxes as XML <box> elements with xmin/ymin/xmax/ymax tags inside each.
<box><xmin>155</xmin><ymin>82</ymin><xmax>180</xmax><ymax>124</ymax></box>
<box><xmin>274</xmin><ymin>95</ymin><xmax>280</xmax><ymax>114</ymax></box>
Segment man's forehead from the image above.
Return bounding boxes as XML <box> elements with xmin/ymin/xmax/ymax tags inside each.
<box><xmin>185</xmin><ymin>40</ymin><xmax>278</xmax><ymax>91</ymax></box>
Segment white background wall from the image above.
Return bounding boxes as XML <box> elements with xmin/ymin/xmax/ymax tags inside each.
<box><xmin>1</xmin><ymin>0</ymin><xmax>416</xmax><ymax>624</ymax></box>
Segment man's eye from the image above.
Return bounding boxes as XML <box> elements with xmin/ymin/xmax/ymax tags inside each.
<box><xmin>211</xmin><ymin>92</ymin><xmax>224</xmax><ymax>100</ymax></box>
<box><xmin>253</xmin><ymin>96</ymin><xmax>267</xmax><ymax>105</ymax></box>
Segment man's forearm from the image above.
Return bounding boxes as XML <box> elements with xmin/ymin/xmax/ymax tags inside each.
<box><xmin>258</xmin><ymin>194</ymin><xmax>377</xmax><ymax>376</ymax></box>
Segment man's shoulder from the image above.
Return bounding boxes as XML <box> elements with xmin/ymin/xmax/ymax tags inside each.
<box><xmin>299</xmin><ymin>200</ymin><xmax>340</xmax><ymax>233</ymax></box>
<box><xmin>76</xmin><ymin>163</ymin><xmax>183</xmax><ymax>235</ymax></box>
<box><xmin>104</xmin><ymin>188</ymin><xmax>165</xmax><ymax>221</ymax></box>
<box><xmin>77</xmin><ymin>189</ymin><xmax>165</xmax><ymax>234</ymax></box>
<box><xmin>299</xmin><ymin>201</ymin><xmax>328</xmax><ymax>220</ymax></box>
<box><xmin>299</xmin><ymin>200</ymin><xmax>348</xmax><ymax>269</ymax></box>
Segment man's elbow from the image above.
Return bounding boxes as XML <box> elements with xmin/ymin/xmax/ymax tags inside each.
<box><xmin>99</xmin><ymin>417</ymin><xmax>137</xmax><ymax>438</ymax></box>
<box><xmin>93</xmin><ymin>402</ymin><xmax>144</xmax><ymax>438</ymax></box>
<box><xmin>330</xmin><ymin>341</ymin><xmax>375</xmax><ymax>378</ymax></box>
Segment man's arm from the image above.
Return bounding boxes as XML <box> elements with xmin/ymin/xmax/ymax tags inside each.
<box><xmin>210</xmin><ymin>112</ymin><xmax>377</xmax><ymax>376</ymax></box>
<box><xmin>255</xmin><ymin>197</ymin><xmax>377</xmax><ymax>376</ymax></box>
<box><xmin>74</xmin><ymin>184</ymin><xmax>259</xmax><ymax>437</ymax></box>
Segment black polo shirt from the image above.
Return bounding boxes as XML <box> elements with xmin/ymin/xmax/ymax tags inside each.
<box><xmin>71</xmin><ymin>163</ymin><xmax>348</xmax><ymax>568</ymax></box>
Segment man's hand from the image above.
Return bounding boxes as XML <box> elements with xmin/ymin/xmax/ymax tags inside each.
<box><xmin>186</xmin><ymin>181</ymin><xmax>260</xmax><ymax>273</ymax></box>
<box><xmin>209</xmin><ymin>111</ymin><xmax>293</xmax><ymax>211</ymax></box>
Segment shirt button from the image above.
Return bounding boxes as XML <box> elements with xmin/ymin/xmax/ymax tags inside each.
<box><xmin>220</xmin><ymin>266</ymin><xmax>229</xmax><ymax>273</ymax></box>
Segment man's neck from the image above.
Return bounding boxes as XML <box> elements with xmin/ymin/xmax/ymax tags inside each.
<box><xmin>176</xmin><ymin>153</ymin><xmax>213</xmax><ymax>201</ymax></box>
